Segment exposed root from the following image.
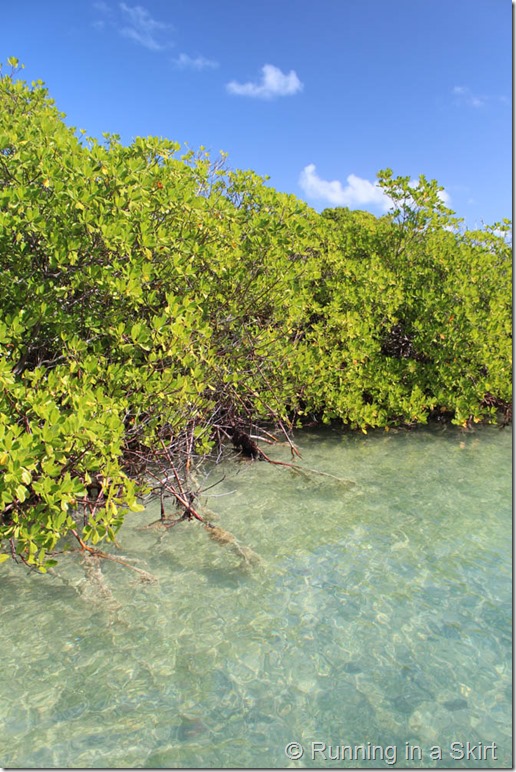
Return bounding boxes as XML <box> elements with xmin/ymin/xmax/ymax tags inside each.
<box><xmin>229</xmin><ymin>428</ymin><xmax>354</xmax><ymax>485</ymax></box>
<box><xmin>136</xmin><ymin>427</ymin><xmax>352</xmax><ymax>572</ymax></box>
<box><xmin>223</xmin><ymin>423</ymin><xmax>352</xmax><ymax>486</ymax></box>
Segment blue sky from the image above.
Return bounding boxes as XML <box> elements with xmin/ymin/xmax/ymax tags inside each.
<box><xmin>2</xmin><ymin>0</ymin><xmax>512</xmax><ymax>226</ymax></box>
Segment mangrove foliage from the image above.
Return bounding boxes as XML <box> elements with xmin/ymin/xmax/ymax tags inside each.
<box><xmin>0</xmin><ymin>60</ymin><xmax>511</xmax><ymax>570</ymax></box>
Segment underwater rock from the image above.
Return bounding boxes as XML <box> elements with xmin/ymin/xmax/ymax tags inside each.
<box><xmin>443</xmin><ymin>697</ymin><xmax>469</xmax><ymax>712</ymax></box>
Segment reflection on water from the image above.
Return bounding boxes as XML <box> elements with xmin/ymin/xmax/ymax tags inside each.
<box><xmin>0</xmin><ymin>425</ymin><xmax>512</xmax><ymax>768</ymax></box>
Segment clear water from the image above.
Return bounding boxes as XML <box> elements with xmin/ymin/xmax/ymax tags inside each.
<box><xmin>0</xmin><ymin>425</ymin><xmax>512</xmax><ymax>769</ymax></box>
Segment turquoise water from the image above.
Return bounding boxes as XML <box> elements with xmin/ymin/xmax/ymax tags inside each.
<box><xmin>0</xmin><ymin>425</ymin><xmax>512</xmax><ymax>768</ymax></box>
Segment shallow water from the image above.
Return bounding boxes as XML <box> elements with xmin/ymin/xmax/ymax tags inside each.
<box><xmin>0</xmin><ymin>425</ymin><xmax>512</xmax><ymax>768</ymax></box>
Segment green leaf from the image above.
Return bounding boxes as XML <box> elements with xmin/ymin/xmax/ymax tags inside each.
<box><xmin>15</xmin><ymin>485</ymin><xmax>27</xmax><ymax>503</ymax></box>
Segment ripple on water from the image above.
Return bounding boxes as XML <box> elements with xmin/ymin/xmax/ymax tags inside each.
<box><xmin>0</xmin><ymin>425</ymin><xmax>511</xmax><ymax>768</ymax></box>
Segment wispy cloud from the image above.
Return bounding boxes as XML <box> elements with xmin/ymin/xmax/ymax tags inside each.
<box><xmin>92</xmin><ymin>0</ymin><xmax>112</xmax><ymax>30</ymax></box>
<box><xmin>119</xmin><ymin>3</ymin><xmax>172</xmax><ymax>51</ymax></box>
<box><xmin>299</xmin><ymin>165</ymin><xmax>391</xmax><ymax>211</ymax></box>
<box><xmin>93</xmin><ymin>0</ymin><xmax>111</xmax><ymax>12</ymax></box>
<box><xmin>452</xmin><ymin>85</ymin><xmax>485</xmax><ymax>108</ymax></box>
<box><xmin>172</xmin><ymin>53</ymin><xmax>219</xmax><ymax>71</ymax></box>
<box><xmin>226</xmin><ymin>64</ymin><xmax>303</xmax><ymax>99</ymax></box>
<box><xmin>452</xmin><ymin>85</ymin><xmax>509</xmax><ymax>109</ymax></box>
<box><xmin>93</xmin><ymin>3</ymin><xmax>173</xmax><ymax>51</ymax></box>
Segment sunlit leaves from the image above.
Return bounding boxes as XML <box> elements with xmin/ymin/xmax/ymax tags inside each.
<box><xmin>0</xmin><ymin>63</ymin><xmax>511</xmax><ymax>570</ymax></box>
<box><xmin>312</xmin><ymin>175</ymin><xmax>511</xmax><ymax>428</ymax></box>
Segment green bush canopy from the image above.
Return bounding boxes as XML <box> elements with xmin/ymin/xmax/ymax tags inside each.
<box><xmin>0</xmin><ymin>60</ymin><xmax>511</xmax><ymax>570</ymax></box>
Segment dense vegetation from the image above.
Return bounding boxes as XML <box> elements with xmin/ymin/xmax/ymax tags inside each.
<box><xmin>0</xmin><ymin>60</ymin><xmax>511</xmax><ymax>571</ymax></box>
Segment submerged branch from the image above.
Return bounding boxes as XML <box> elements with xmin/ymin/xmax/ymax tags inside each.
<box><xmin>70</xmin><ymin>529</ymin><xmax>156</xmax><ymax>582</ymax></box>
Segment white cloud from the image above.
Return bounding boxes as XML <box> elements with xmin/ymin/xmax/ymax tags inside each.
<box><xmin>437</xmin><ymin>187</ymin><xmax>452</xmax><ymax>207</ymax></box>
<box><xmin>299</xmin><ymin>165</ymin><xmax>452</xmax><ymax>212</ymax></box>
<box><xmin>299</xmin><ymin>164</ymin><xmax>391</xmax><ymax>211</ymax></box>
<box><xmin>452</xmin><ymin>85</ymin><xmax>485</xmax><ymax>108</ymax></box>
<box><xmin>226</xmin><ymin>64</ymin><xmax>303</xmax><ymax>99</ymax></box>
<box><xmin>172</xmin><ymin>53</ymin><xmax>219</xmax><ymax>70</ymax></box>
<box><xmin>492</xmin><ymin>227</ymin><xmax>512</xmax><ymax>243</ymax></box>
<box><xmin>118</xmin><ymin>3</ymin><xmax>172</xmax><ymax>51</ymax></box>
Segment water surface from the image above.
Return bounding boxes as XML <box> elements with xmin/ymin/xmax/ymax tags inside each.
<box><xmin>0</xmin><ymin>425</ymin><xmax>512</xmax><ymax>768</ymax></box>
